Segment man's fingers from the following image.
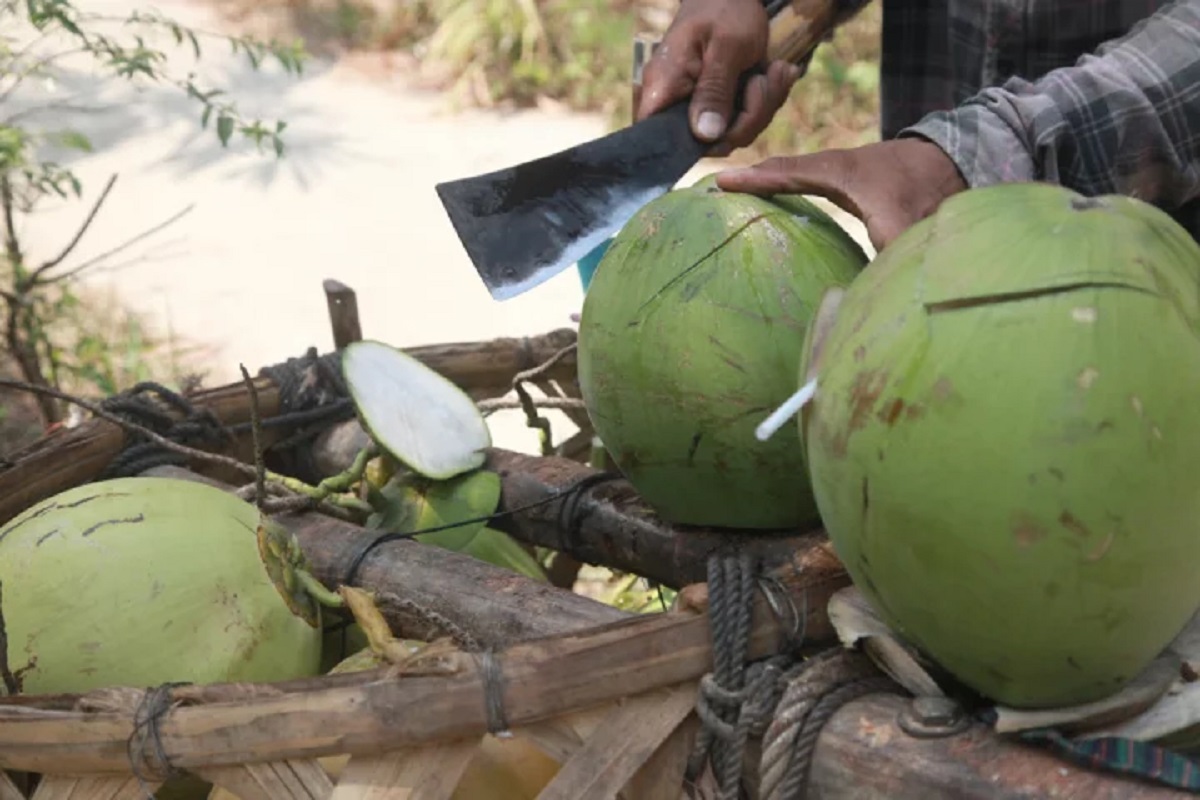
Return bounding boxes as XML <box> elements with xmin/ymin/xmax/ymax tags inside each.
<box><xmin>722</xmin><ymin>73</ymin><xmax>770</xmax><ymax>149</ymax></box>
<box><xmin>768</xmin><ymin>59</ymin><xmax>801</xmax><ymax>106</ymax></box>
<box><xmin>716</xmin><ymin>153</ymin><xmax>833</xmax><ymax>194</ymax></box>
<box><xmin>716</xmin><ymin>152</ymin><xmax>867</xmax><ymax>222</ymax></box>
<box><xmin>635</xmin><ymin>37</ymin><xmax>701</xmax><ymax>121</ymax></box>
<box><xmin>865</xmin><ymin>214</ymin><xmax>910</xmax><ymax>253</ymax></box>
<box><xmin>723</xmin><ymin>60</ymin><xmax>798</xmax><ymax>147</ymax></box>
<box><xmin>689</xmin><ymin>34</ymin><xmax>751</xmax><ymax>141</ymax></box>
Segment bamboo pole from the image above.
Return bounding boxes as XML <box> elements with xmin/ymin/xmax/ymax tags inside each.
<box><xmin>0</xmin><ymin>329</ymin><xmax>579</xmax><ymax>526</ymax></box>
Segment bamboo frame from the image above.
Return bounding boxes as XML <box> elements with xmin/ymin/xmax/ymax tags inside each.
<box><xmin>0</xmin><ymin>329</ymin><xmax>1184</xmax><ymax>800</ymax></box>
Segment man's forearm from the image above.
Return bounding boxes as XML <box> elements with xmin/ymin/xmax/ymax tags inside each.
<box><xmin>901</xmin><ymin>0</ymin><xmax>1200</xmax><ymax>212</ymax></box>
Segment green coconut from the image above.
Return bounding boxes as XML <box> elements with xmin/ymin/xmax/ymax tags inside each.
<box><xmin>800</xmin><ymin>182</ymin><xmax>1200</xmax><ymax>708</ymax></box>
<box><xmin>0</xmin><ymin>477</ymin><xmax>324</xmax><ymax>695</ymax></box>
<box><xmin>577</xmin><ymin>175</ymin><xmax>868</xmax><ymax>529</ymax></box>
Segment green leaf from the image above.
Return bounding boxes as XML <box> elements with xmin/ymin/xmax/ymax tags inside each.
<box><xmin>216</xmin><ymin>114</ymin><xmax>234</xmax><ymax>146</ymax></box>
<box><xmin>464</xmin><ymin>528</ymin><xmax>548</xmax><ymax>581</ymax></box>
<box><xmin>366</xmin><ymin>469</ymin><xmax>500</xmax><ymax>550</ymax></box>
<box><xmin>364</xmin><ymin>470</ymin><xmax>547</xmax><ymax>581</ymax></box>
<box><xmin>51</xmin><ymin>130</ymin><xmax>93</xmax><ymax>153</ymax></box>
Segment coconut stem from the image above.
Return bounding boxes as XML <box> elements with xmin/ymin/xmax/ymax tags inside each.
<box><xmin>317</xmin><ymin>444</ymin><xmax>379</xmax><ymax>495</ymax></box>
<box><xmin>294</xmin><ymin>568</ymin><xmax>345</xmax><ymax>608</ymax></box>
<box><xmin>339</xmin><ymin>585</ymin><xmax>414</xmax><ymax>664</ymax></box>
<box><xmin>270</xmin><ymin>471</ymin><xmax>374</xmax><ymax>515</ymax></box>
<box><xmin>755</xmin><ymin>378</ymin><xmax>818</xmax><ymax>442</ymax></box>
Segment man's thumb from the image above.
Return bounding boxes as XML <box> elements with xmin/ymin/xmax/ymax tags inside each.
<box><xmin>690</xmin><ymin>42</ymin><xmax>742</xmax><ymax>141</ymax></box>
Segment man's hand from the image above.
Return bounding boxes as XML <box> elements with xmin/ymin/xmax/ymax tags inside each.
<box><xmin>636</xmin><ymin>0</ymin><xmax>801</xmax><ymax>153</ymax></box>
<box><xmin>716</xmin><ymin>138</ymin><xmax>969</xmax><ymax>251</ymax></box>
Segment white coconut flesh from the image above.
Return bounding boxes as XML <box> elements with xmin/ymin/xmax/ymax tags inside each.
<box><xmin>342</xmin><ymin>340</ymin><xmax>492</xmax><ymax>479</ymax></box>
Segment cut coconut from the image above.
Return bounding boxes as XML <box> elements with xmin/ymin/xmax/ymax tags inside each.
<box><xmin>343</xmin><ymin>340</ymin><xmax>491</xmax><ymax>479</ymax></box>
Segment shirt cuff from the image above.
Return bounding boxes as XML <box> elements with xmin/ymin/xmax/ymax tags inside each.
<box><xmin>896</xmin><ymin>97</ymin><xmax>1041</xmax><ymax>190</ymax></box>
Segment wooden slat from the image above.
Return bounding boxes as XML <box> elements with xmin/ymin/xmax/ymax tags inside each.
<box><xmin>0</xmin><ymin>774</ymin><xmax>25</xmax><ymax>800</ymax></box>
<box><xmin>30</xmin><ymin>775</ymin><xmax>160</xmax><ymax>800</ymax></box>
<box><xmin>0</xmin><ymin>604</ymin><xmax>787</xmax><ymax>773</ymax></box>
<box><xmin>330</xmin><ymin>740</ymin><xmax>481</xmax><ymax>800</ymax></box>
<box><xmin>535</xmin><ymin>683</ymin><xmax>697</xmax><ymax>800</ymax></box>
<box><xmin>199</xmin><ymin>760</ymin><xmax>332</xmax><ymax>800</ymax></box>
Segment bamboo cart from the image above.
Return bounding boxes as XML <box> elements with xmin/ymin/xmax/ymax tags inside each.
<box><xmin>0</xmin><ymin>282</ymin><xmax>1190</xmax><ymax>800</ymax></box>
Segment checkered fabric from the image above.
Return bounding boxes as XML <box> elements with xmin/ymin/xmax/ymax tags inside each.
<box><xmin>834</xmin><ymin>0</ymin><xmax>1200</xmax><ymax>237</ymax></box>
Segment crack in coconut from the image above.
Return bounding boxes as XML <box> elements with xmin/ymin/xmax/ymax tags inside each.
<box><xmin>0</xmin><ymin>491</ymin><xmax>131</xmax><ymax>541</ymax></box>
<box><xmin>923</xmin><ymin>281</ymin><xmax>1159</xmax><ymax>314</ymax></box>
<box><xmin>80</xmin><ymin>514</ymin><xmax>145</xmax><ymax>537</ymax></box>
<box><xmin>632</xmin><ymin>211</ymin><xmax>800</xmax><ymax>321</ymax></box>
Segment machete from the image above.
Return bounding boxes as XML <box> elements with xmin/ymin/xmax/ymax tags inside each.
<box><xmin>436</xmin><ymin>0</ymin><xmax>843</xmax><ymax>301</ymax></box>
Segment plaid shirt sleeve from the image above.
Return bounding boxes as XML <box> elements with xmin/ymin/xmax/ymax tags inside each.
<box><xmin>901</xmin><ymin>0</ymin><xmax>1200</xmax><ymax>211</ymax></box>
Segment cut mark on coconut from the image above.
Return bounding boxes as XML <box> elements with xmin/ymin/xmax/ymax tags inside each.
<box><xmin>0</xmin><ymin>491</ymin><xmax>130</xmax><ymax>542</ymax></box>
<box><xmin>633</xmin><ymin>213</ymin><xmax>772</xmax><ymax>320</ymax></box>
<box><xmin>1072</xmin><ymin>307</ymin><xmax>1098</xmax><ymax>324</ymax></box>
<box><xmin>80</xmin><ymin>514</ymin><xmax>144</xmax><ymax>537</ymax></box>
<box><xmin>924</xmin><ymin>281</ymin><xmax>1156</xmax><ymax>315</ymax></box>
<box><xmin>756</xmin><ymin>378</ymin><xmax>817</xmax><ymax>442</ymax></box>
<box><xmin>1070</xmin><ymin>196</ymin><xmax>1107</xmax><ymax>211</ymax></box>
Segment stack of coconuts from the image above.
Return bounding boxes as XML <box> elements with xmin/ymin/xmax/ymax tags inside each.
<box><xmin>577</xmin><ymin>175</ymin><xmax>1200</xmax><ymax>711</ymax></box>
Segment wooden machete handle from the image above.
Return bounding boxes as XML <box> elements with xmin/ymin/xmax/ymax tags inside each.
<box><xmin>765</xmin><ymin>0</ymin><xmax>841</xmax><ymax>65</ymax></box>
<box><xmin>629</xmin><ymin>0</ymin><xmax>840</xmax><ymax>115</ymax></box>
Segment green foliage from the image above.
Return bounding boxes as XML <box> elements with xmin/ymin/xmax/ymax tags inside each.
<box><xmin>0</xmin><ymin>0</ymin><xmax>309</xmax><ymax>427</ymax></box>
<box><xmin>420</xmin><ymin>0</ymin><xmax>635</xmax><ymax>111</ymax></box>
<box><xmin>218</xmin><ymin>0</ymin><xmax>881</xmax><ymax>153</ymax></box>
<box><xmin>751</xmin><ymin>7</ymin><xmax>882</xmax><ymax>158</ymax></box>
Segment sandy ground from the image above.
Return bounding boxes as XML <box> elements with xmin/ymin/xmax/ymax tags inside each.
<box><xmin>14</xmin><ymin>0</ymin><xmax>870</xmax><ymax>452</ymax></box>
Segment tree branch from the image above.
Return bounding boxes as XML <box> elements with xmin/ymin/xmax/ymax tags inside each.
<box><xmin>0</xmin><ymin>174</ymin><xmax>58</xmax><ymax>423</ymax></box>
<box><xmin>0</xmin><ymin>47</ymin><xmax>90</xmax><ymax>104</ymax></box>
<box><xmin>45</xmin><ymin>202</ymin><xmax>194</xmax><ymax>284</ymax></box>
<box><xmin>1</xmin><ymin>175</ymin><xmax>24</xmax><ymax>271</ymax></box>
<box><xmin>26</xmin><ymin>173</ymin><xmax>117</xmax><ymax>284</ymax></box>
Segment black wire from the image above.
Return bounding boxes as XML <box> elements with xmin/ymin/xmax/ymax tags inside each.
<box><xmin>341</xmin><ymin>470</ymin><xmax>623</xmax><ymax>586</ymax></box>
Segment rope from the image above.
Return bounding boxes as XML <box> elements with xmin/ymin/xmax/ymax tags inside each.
<box><xmin>477</xmin><ymin>649</ymin><xmax>511</xmax><ymax>736</ymax></box>
<box><xmin>553</xmin><ymin>470</ymin><xmax>624</xmax><ymax>552</ymax></box>
<box><xmin>98</xmin><ymin>382</ymin><xmax>230</xmax><ymax>479</ymax></box>
<box><xmin>97</xmin><ymin>347</ymin><xmax>355</xmax><ymax>482</ymax></box>
<box><xmin>684</xmin><ymin>551</ymin><xmax>904</xmax><ymax>800</ymax></box>
<box><xmin>249</xmin><ymin>347</ymin><xmax>356</xmax><ymax>478</ymax></box>
<box><xmin>341</xmin><ymin>470</ymin><xmax>625</xmax><ymax>588</ymax></box>
<box><xmin>686</xmin><ymin>551</ymin><xmax>760</xmax><ymax>797</ymax></box>
<box><xmin>759</xmin><ymin>650</ymin><xmax>902</xmax><ymax>800</ymax></box>
<box><xmin>127</xmin><ymin>682</ymin><xmax>190</xmax><ymax>795</ymax></box>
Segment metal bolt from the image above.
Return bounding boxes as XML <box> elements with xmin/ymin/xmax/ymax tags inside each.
<box><xmin>898</xmin><ymin>695</ymin><xmax>972</xmax><ymax>739</ymax></box>
<box><xmin>915</xmin><ymin>696</ymin><xmax>961</xmax><ymax>725</ymax></box>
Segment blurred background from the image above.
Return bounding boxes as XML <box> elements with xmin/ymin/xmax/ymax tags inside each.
<box><xmin>0</xmin><ymin>0</ymin><xmax>880</xmax><ymax>456</ymax></box>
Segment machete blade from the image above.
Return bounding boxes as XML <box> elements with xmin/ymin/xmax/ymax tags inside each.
<box><xmin>435</xmin><ymin>99</ymin><xmax>707</xmax><ymax>301</ymax></box>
